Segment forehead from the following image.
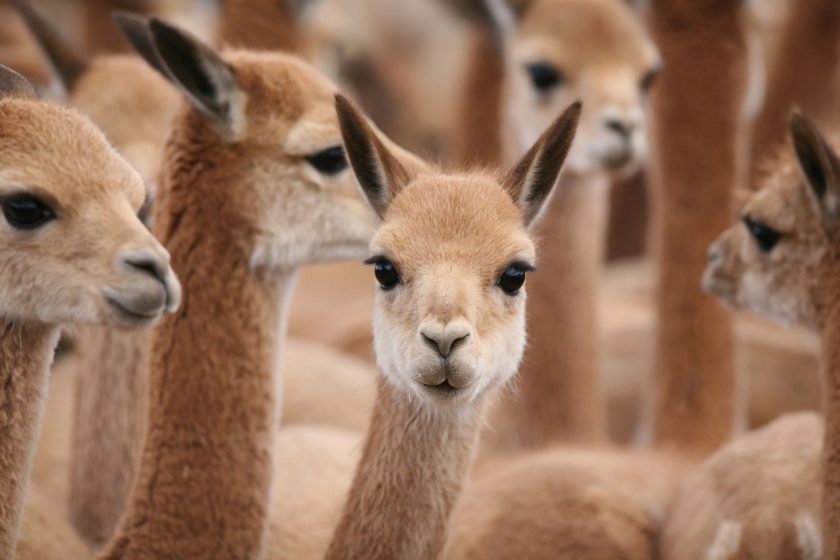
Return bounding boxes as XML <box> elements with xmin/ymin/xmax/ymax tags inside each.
<box><xmin>373</xmin><ymin>174</ymin><xmax>534</xmax><ymax>268</ymax></box>
<box><xmin>0</xmin><ymin>100</ymin><xmax>144</xmax><ymax>207</ymax></box>
<box><xmin>742</xmin><ymin>154</ymin><xmax>817</xmax><ymax>231</ymax></box>
<box><xmin>517</xmin><ymin>0</ymin><xmax>657</xmax><ymax>68</ymax></box>
<box><xmin>227</xmin><ymin>51</ymin><xmax>339</xmax><ymax>147</ymax></box>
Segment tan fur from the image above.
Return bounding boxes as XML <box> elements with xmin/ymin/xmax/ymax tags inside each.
<box><xmin>265</xmin><ymin>424</ymin><xmax>363</xmax><ymax>560</ymax></box>
<box><xmin>321</xmin><ymin>96</ymin><xmax>579</xmax><ymax>559</ymax></box>
<box><xmin>448</xmin><ymin>448</ymin><xmax>683</xmax><ymax>559</ymax></box>
<box><xmin>661</xmin><ymin>412</ymin><xmax>822</xmax><ymax>560</ymax></box>
<box><xmin>0</xmin><ymin>67</ymin><xmax>179</xmax><ymax>558</ymax></box>
<box><xmin>99</xmin><ymin>19</ymin><xmax>373</xmax><ymax>559</ymax></box>
<box><xmin>702</xmin><ymin>114</ymin><xmax>840</xmax><ymax>556</ymax></box>
<box><xmin>16</xmin><ymin>485</ymin><xmax>89</xmax><ymax>560</ymax></box>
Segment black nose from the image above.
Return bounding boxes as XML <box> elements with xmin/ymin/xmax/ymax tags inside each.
<box><xmin>605</xmin><ymin>118</ymin><xmax>635</xmax><ymax>139</ymax></box>
<box><xmin>121</xmin><ymin>251</ymin><xmax>167</xmax><ymax>285</ymax></box>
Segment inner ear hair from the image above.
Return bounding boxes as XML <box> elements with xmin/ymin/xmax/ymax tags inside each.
<box><xmin>0</xmin><ymin>65</ymin><xmax>39</xmax><ymax>100</ymax></box>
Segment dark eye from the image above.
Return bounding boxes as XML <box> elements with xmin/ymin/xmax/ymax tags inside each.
<box><xmin>497</xmin><ymin>263</ymin><xmax>533</xmax><ymax>295</ymax></box>
<box><xmin>743</xmin><ymin>217</ymin><xmax>781</xmax><ymax>252</ymax></box>
<box><xmin>2</xmin><ymin>195</ymin><xmax>55</xmax><ymax>230</ymax></box>
<box><xmin>305</xmin><ymin>146</ymin><xmax>348</xmax><ymax>175</ymax></box>
<box><xmin>640</xmin><ymin>65</ymin><xmax>662</xmax><ymax>93</ymax></box>
<box><xmin>525</xmin><ymin>63</ymin><xmax>563</xmax><ymax>93</ymax></box>
<box><xmin>365</xmin><ymin>257</ymin><xmax>401</xmax><ymax>290</ymax></box>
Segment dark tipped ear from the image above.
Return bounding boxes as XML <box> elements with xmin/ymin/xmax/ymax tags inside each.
<box><xmin>335</xmin><ymin>94</ymin><xmax>414</xmax><ymax>220</ymax></box>
<box><xmin>11</xmin><ymin>0</ymin><xmax>88</xmax><ymax>91</ymax></box>
<box><xmin>112</xmin><ymin>12</ymin><xmax>169</xmax><ymax>79</ymax></box>
<box><xmin>790</xmin><ymin>111</ymin><xmax>840</xmax><ymax>231</ymax></box>
<box><xmin>148</xmin><ymin>18</ymin><xmax>240</xmax><ymax>130</ymax></box>
<box><xmin>503</xmin><ymin>101</ymin><xmax>581</xmax><ymax>227</ymax></box>
<box><xmin>0</xmin><ymin>65</ymin><xmax>39</xmax><ymax>100</ymax></box>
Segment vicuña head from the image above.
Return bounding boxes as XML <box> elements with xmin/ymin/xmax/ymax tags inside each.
<box><xmin>0</xmin><ymin>64</ymin><xmax>179</xmax><ymax>326</ymax></box>
<box><xmin>704</xmin><ymin>111</ymin><xmax>840</xmax><ymax>329</ymax></box>
<box><xmin>497</xmin><ymin>0</ymin><xmax>659</xmax><ymax>174</ymax></box>
<box><xmin>337</xmin><ymin>94</ymin><xmax>581</xmax><ymax>406</ymax></box>
<box><xmin>116</xmin><ymin>14</ymin><xmax>375</xmax><ymax>268</ymax></box>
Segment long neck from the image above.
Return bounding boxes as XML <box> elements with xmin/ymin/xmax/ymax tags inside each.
<box><xmin>218</xmin><ymin>0</ymin><xmax>300</xmax><ymax>53</ymax></box>
<box><xmin>325</xmin><ymin>379</ymin><xmax>486</xmax><ymax>560</ymax></box>
<box><xmin>0</xmin><ymin>321</ymin><xmax>59</xmax><ymax>558</ymax></box>
<box><xmin>750</xmin><ymin>0</ymin><xmax>840</xmax><ymax>178</ymax></box>
<box><xmin>451</xmin><ymin>29</ymin><xmax>505</xmax><ymax>167</ymax></box>
<box><xmin>103</xmin><ymin>201</ymin><xmax>295</xmax><ymax>560</ymax></box>
<box><xmin>505</xmin><ymin>173</ymin><xmax>610</xmax><ymax>448</ymax></box>
<box><xmin>68</xmin><ymin>325</ymin><xmax>151</xmax><ymax>545</ymax></box>
<box><xmin>821</xmin><ymin>304</ymin><xmax>840</xmax><ymax>558</ymax></box>
<box><xmin>646</xmin><ymin>0</ymin><xmax>745</xmax><ymax>457</ymax></box>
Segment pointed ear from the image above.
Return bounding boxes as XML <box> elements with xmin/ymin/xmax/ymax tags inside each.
<box><xmin>503</xmin><ymin>101</ymin><xmax>581</xmax><ymax>227</ymax></box>
<box><xmin>334</xmin><ymin>94</ymin><xmax>415</xmax><ymax>220</ymax></box>
<box><xmin>11</xmin><ymin>0</ymin><xmax>88</xmax><ymax>91</ymax></box>
<box><xmin>0</xmin><ymin>65</ymin><xmax>39</xmax><ymax>100</ymax></box>
<box><xmin>790</xmin><ymin>111</ymin><xmax>840</xmax><ymax>231</ymax></box>
<box><xmin>112</xmin><ymin>12</ymin><xmax>169</xmax><ymax>79</ymax></box>
<box><xmin>147</xmin><ymin>18</ymin><xmax>242</xmax><ymax>132</ymax></box>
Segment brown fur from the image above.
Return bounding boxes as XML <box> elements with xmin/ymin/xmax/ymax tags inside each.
<box><xmin>324</xmin><ymin>97</ymin><xmax>580</xmax><ymax>560</ymax></box>
<box><xmin>751</xmin><ymin>0</ymin><xmax>840</xmax><ymax>178</ymax></box>
<box><xmin>219</xmin><ymin>0</ymin><xmax>301</xmax><ymax>53</ymax></box>
<box><xmin>646</xmin><ymin>0</ymin><xmax>747</xmax><ymax>455</ymax></box>
<box><xmin>99</xmin><ymin>18</ymin><xmax>372</xmax><ymax>559</ymax></box>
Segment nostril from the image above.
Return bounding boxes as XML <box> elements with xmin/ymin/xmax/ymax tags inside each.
<box><xmin>449</xmin><ymin>333</ymin><xmax>469</xmax><ymax>355</ymax></box>
<box><xmin>605</xmin><ymin>119</ymin><xmax>634</xmax><ymax>139</ymax></box>
<box><xmin>123</xmin><ymin>254</ymin><xmax>165</xmax><ymax>285</ymax></box>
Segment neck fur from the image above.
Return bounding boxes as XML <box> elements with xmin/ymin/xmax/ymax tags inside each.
<box><xmin>325</xmin><ymin>378</ymin><xmax>487</xmax><ymax>560</ymax></box>
<box><xmin>0</xmin><ymin>320</ymin><xmax>59</xmax><ymax>558</ymax></box>
<box><xmin>103</xmin><ymin>126</ymin><xmax>297</xmax><ymax>558</ymax></box>
<box><xmin>506</xmin><ymin>172</ymin><xmax>610</xmax><ymax>447</ymax></box>
<box><xmin>646</xmin><ymin>1</ymin><xmax>744</xmax><ymax>457</ymax></box>
<box><xmin>821</xmin><ymin>303</ymin><xmax>840</xmax><ymax>558</ymax></box>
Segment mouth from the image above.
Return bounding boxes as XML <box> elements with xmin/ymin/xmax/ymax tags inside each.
<box><xmin>418</xmin><ymin>379</ymin><xmax>471</xmax><ymax>401</ymax></box>
<box><xmin>106</xmin><ymin>295</ymin><xmax>163</xmax><ymax>326</ymax></box>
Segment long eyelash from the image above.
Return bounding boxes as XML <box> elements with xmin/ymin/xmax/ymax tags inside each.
<box><xmin>364</xmin><ymin>255</ymin><xmax>386</xmax><ymax>265</ymax></box>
